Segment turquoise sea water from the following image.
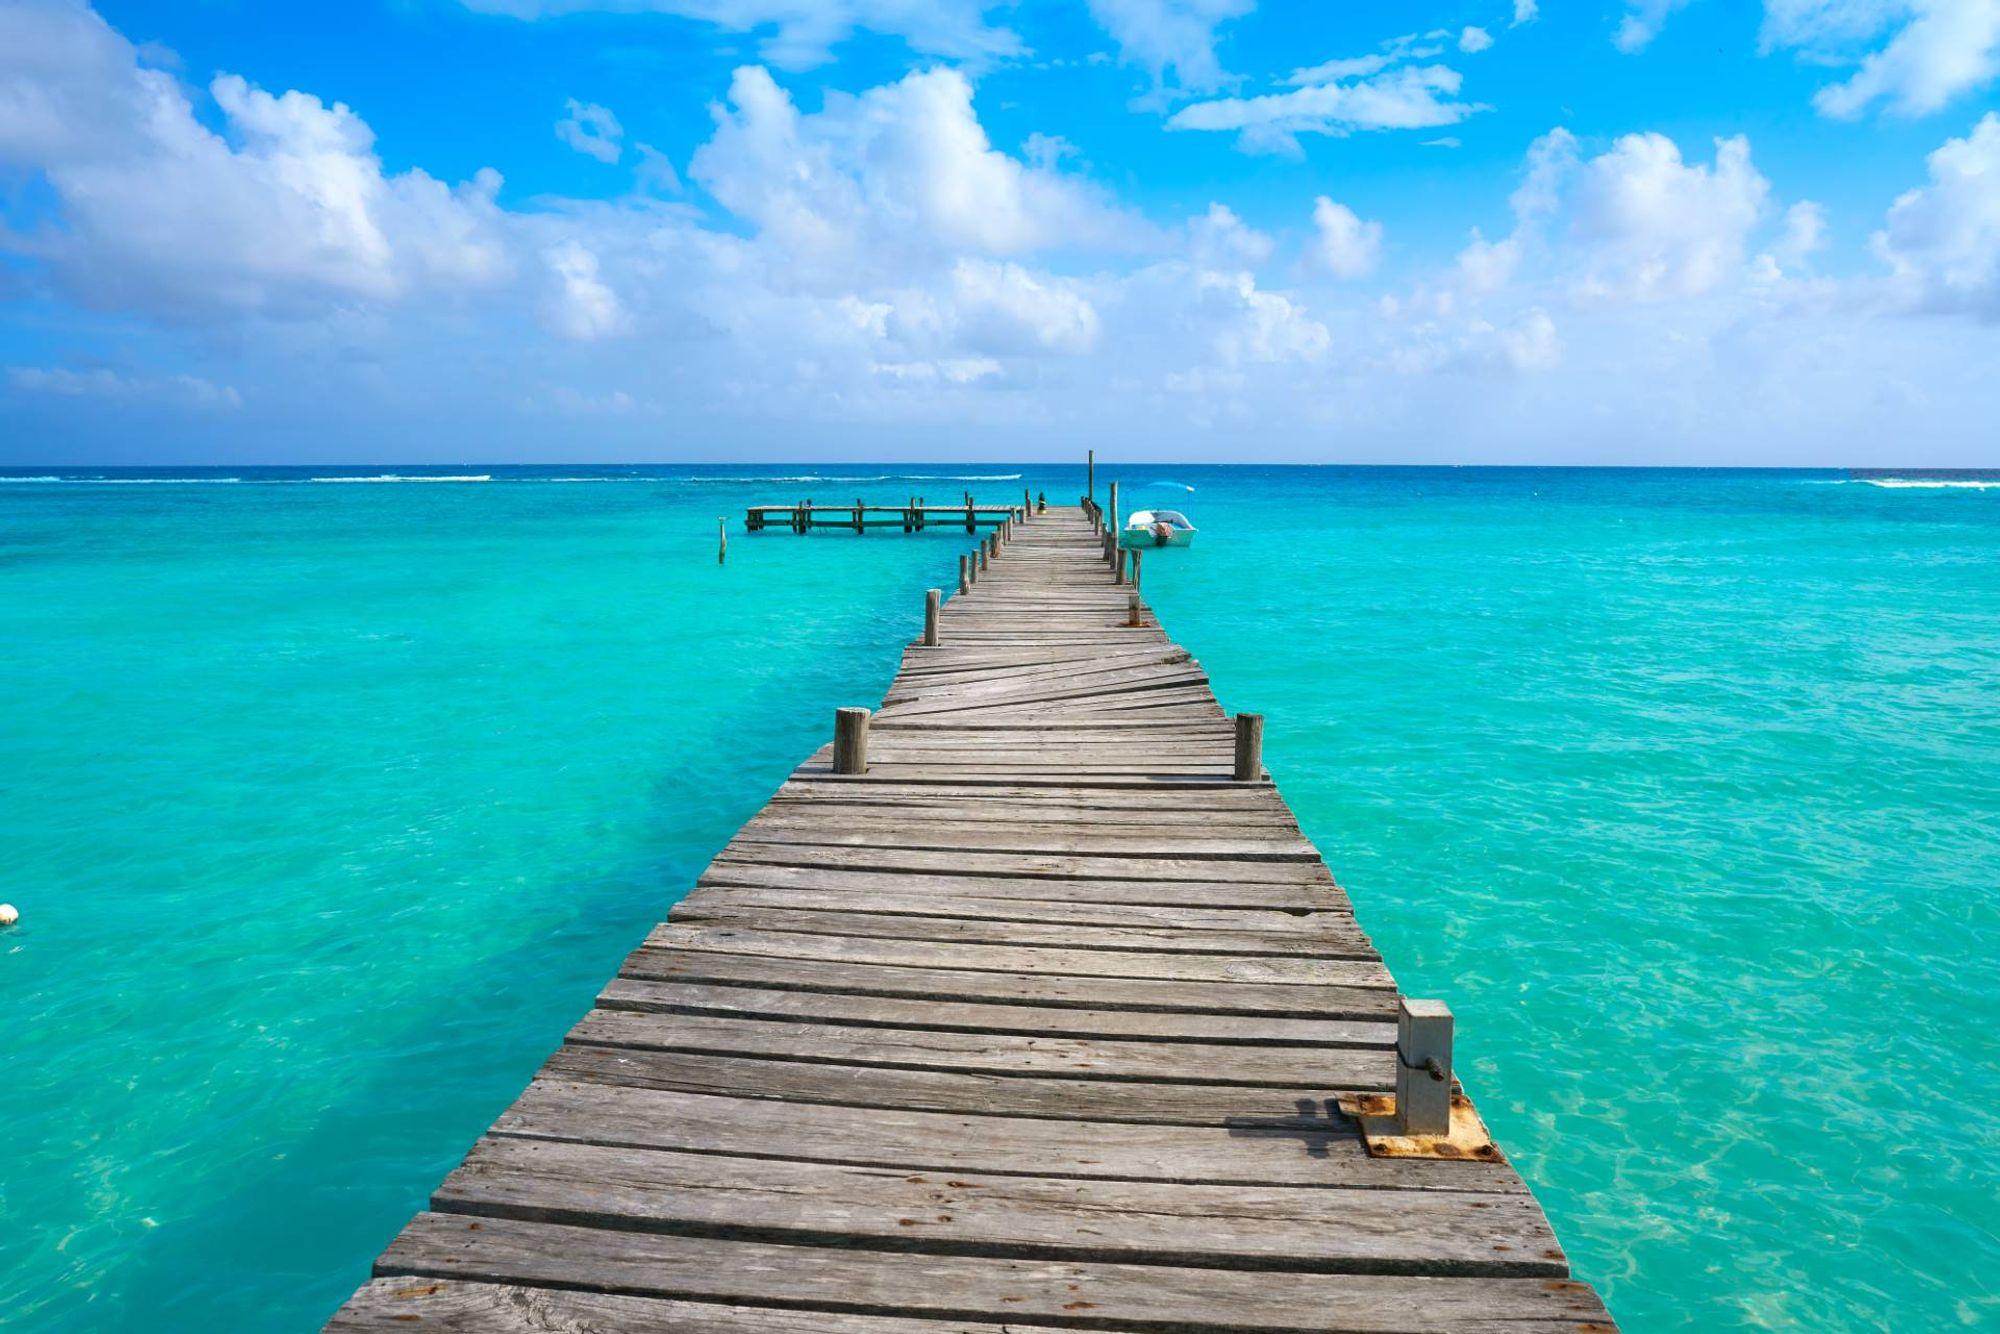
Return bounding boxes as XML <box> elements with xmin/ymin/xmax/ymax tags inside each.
<box><xmin>1</xmin><ymin>465</ymin><xmax>1995</xmax><ymax>1331</ymax></box>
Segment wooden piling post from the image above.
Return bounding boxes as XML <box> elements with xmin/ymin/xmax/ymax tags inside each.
<box><xmin>1131</xmin><ymin>547</ymin><xmax>1141</xmax><ymax>590</ymax></box>
<box><xmin>923</xmin><ymin>588</ymin><xmax>940</xmax><ymax>646</ymax></box>
<box><xmin>1127</xmin><ymin>590</ymin><xmax>1142</xmax><ymax>627</ymax></box>
<box><xmin>1113</xmin><ymin>544</ymin><xmax>1125</xmax><ymax>585</ymax></box>
<box><xmin>1233</xmin><ymin>712</ymin><xmax>1264</xmax><ymax>782</ymax></box>
<box><xmin>718</xmin><ymin>517</ymin><xmax>727</xmax><ymax>565</ymax></box>
<box><xmin>965</xmin><ymin>495</ymin><xmax>975</xmax><ymax>533</ymax></box>
<box><xmin>1395</xmin><ymin>1000</ymin><xmax>1455</xmax><ymax>1137</ymax></box>
<box><xmin>855</xmin><ymin>498</ymin><xmax>864</xmax><ymax>534</ymax></box>
<box><xmin>1023</xmin><ymin>486</ymin><xmax>1032</xmax><ymax>517</ymax></box>
<box><xmin>1108</xmin><ymin>481</ymin><xmax>1120</xmax><ymax>562</ymax></box>
<box><xmin>918</xmin><ymin>496</ymin><xmax>925</xmax><ymax>532</ymax></box>
<box><xmin>1088</xmin><ymin>448</ymin><xmax>1094</xmax><ymax>503</ymax></box>
<box><xmin>959</xmin><ymin>554</ymin><xmax>970</xmax><ymax>595</ymax></box>
<box><xmin>832</xmin><ymin>707</ymin><xmax>870</xmax><ymax>775</ymax></box>
<box><xmin>978</xmin><ymin>540</ymin><xmax>989</xmax><ymax>574</ymax></box>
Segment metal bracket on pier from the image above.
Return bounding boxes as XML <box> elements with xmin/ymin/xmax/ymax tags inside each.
<box><xmin>1337</xmin><ymin>998</ymin><xmax>1503</xmax><ymax>1161</ymax></box>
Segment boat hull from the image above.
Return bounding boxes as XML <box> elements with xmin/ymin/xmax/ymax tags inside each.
<box><xmin>1119</xmin><ymin>527</ymin><xmax>1196</xmax><ymax>549</ymax></box>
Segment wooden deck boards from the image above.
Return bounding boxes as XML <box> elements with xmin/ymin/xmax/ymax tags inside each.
<box><xmin>327</xmin><ymin>507</ymin><xmax>1615</xmax><ymax>1333</ymax></box>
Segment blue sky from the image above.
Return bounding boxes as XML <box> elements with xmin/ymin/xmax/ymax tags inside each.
<box><xmin>2</xmin><ymin>0</ymin><xmax>1998</xmax><ymax>464</ymax></box>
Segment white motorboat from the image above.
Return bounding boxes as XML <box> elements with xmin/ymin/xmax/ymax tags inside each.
<box><xmin>1120</xmin><ymin>509</ymin><xmax>1196</xmax><ymax>549</ymax></box>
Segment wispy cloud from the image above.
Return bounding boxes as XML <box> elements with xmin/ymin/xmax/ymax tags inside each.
<box><xmin>8</xmin><ymin>366</ymin><xmax>242</xmax><ymax>407</ymax></box>
<box><xmin>1085</xmin><ymin>0</ymin><xmax>1254</xmax><ymax>98</ymax></box>
<box><xmin>1169</xmin><ymin>58</ymin><xmax>1485</xmax><ymax>156</ymax></box>
<box><xmin>555</xmin><ymin>98</ymin><xmax>622</xmax><ymax>163</ymax></box>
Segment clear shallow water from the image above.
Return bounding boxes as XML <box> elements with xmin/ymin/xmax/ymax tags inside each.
<box><xmin>1</xmin><ymin>465</ymin><xmax>1995</xmax><ymax>1331</ymax></box>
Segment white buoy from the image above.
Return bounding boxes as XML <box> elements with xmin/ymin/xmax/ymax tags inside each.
<box><xmin>0</xmin><ymin>903</ymin><xmax>17</xmax><ymax>927</ymax></box>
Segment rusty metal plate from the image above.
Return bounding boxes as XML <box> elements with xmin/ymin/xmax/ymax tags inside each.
<box><xmin>1335</xmin><ymin>1090</ymin><xmax>1506</xmax><ymax>1162</ymax></box>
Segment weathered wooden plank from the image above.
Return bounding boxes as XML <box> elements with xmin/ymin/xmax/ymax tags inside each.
<box><xmin>436</xmin><ymin>1137</ymin><xmax>1563</xmax><ymax>1275</ymax></box>
<box><xmin>725</xmin><ymin>826</ymin><xmax>1320</xmax><ymax>861</ymax></box>
<box><xmin>599</xmin><ymin>977</ymin><xmax>1389</xmax><ymax>1046</ymax></box>
<box><xmin>569</xmin><ymin>1010</ymin><xmax>1393</xmax><ymax>1087</ymax></box>
<box><xmin>666</xmin><ymin>903</ymin><xmax>1377</xmax><ymax>958</ymax></box>
<box><xmin>642</xmin><ymin>924</ymin><xmax>1394</xmax><ymax>986</ymax></box>
<box><xmin>543</xmin><ymin>1044</ymin><xmax>1386</xmax><ymax>1123</ymax></box>
<box><xmin>494</xmin><ymin>1079</ymin><xmax>1519</xmax><ymax>1192</ymax></box>
<box><xmin>696</xmin><ymin>861</ymin><xmax>1347</xmax><ymax>910</ymax></box>
<box><xmin>708</xmin><ymin>844</ymin><xmax>1337</xmax><ymax>886</ymax></box>
<box><xmin>618</xmin><ymin>946</ymin><xmax>1397</xmax><ymax>1017</ymax></box>
<box><xmin>375</xmin><ymin>1215</ymin><xmax>1614</xmax><ymax>1333</ymax></box>
<box><xmin>673</xmin><ymin>885</ymin><xmax>1354</xmax><ymax>933</ymax></box>
<box><xmin>331</xmin><ymin>1279</ymin><xmax>1093</xmax><ymax>1333</ymax></box>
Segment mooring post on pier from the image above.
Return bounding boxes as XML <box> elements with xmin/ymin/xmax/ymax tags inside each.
<box><xmin>1113</xmin><ymin>544</ymin><xmax>1126</xmax><ymax>585</ymax></box>
<box><xmin>833</xmin><ymin>706</ymin><xmax>870</xmax><ymax>775</ymax></box>
<box><xmin>923</xmin><ymin>589</ymin><xmax>940</xmax><ymax>646</ymax></box>
<box><xmin>718</xmin><ymin>517</ymin><xmax>727</xmax><ymax>564</ymax></box>
<box><xmin>1088</xmin><ymin>448</ymin><xmax>1094</xmax><ymax>502</ymax></box>
<box><xmin>978</xmin><ymin>540</ymin><xmax>990</xmax><ymax>574</ymax></box>
<box><xmin>1108</xmin><ymin>481</ymin><xmax>1119</xmax><ymax>555</ymax></box>
<box><xmin>1127</xmin><ymin>589</ymin><xmax>1142</xmax><ymax>627</ymax></box>
<box><xmin>958</xmin><ymin>554</ymin><xmax>970</xmax><ymax>595</ymax></box>
<box><xmin>1233</xmin><ymin>712</ymin><xmax>1264</xmax><ymax>782</ymax></box>
<box><xmin>1395</xmin><ymin>1000</ymin><xmax>1455</xmax><ymax>1136</ymax></box>
<box><xmin>1023</xmin><ymin>487</ymin><xmax>1032</xmax><ymax>517</ymax></box>
<box><xmin>1131</xmin><ymin>547</ymin><xmax>1142</xmax><ymax>590</ymax></box>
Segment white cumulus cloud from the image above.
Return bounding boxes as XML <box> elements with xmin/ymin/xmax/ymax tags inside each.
<box><xmin>1308</xmin><ymin>197</ymin><xmax>1384</xmax><ymax>279</ymax></box>
<box><xmin>1189</xmin><ymin>201</ymin><xmax>1274</xmax><ymax>268</ymax></box>
<box><xmin>555</xmin><ymin>98</ymin><xmax>622</xmax><ymax>163</ymax></box>
<box><xmin>1570</xmin><ymin>132</ymin><xmax>1771</xmax><ymax>300</ymax></box>
<box><xmin>0</xmin><ymin>0</ymin><xmax>510</xmax><ymax>320</ymax></box>
<box><xmin>543</xmin><ymin>241</ymin><xmax>629</xmax><ymax>339</ymax></box>
<box><xmin>1876</xmin><ymin>111</ymin><xmax>2000</xmax><ymax>315</ymax></box>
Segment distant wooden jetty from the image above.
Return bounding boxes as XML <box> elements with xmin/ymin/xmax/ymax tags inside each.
<box><xmin>745</xmin><ymin>496</ymin><xmax>1025</xmax><ymax>532</ymax></box>
<box><xmin>329</xmin><ymin>503</ymin><xmax>1615</xmax><ymax>1332</ymax></box>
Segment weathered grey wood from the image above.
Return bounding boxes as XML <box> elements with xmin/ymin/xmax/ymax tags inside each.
<box><xmin>331</xmin><ymin>1279</ymin><xmax>1141</xmax><ymax>1333</ymax></box>
<box><xmin>617</xmin><ymin>945</ymin><xmax>1396</xmax><ymax>1018</ymax></box>
<box><xmin>1397</xmin><ymin>998</ymin><xmax>1455</xmax><ymax>1136</ymax></box>
<box><xmin>374</xmin><ymin>1216</ymin><xmax>1613</xmax><ymax>1332</ymax></box>
<box><xmin>598</xmin><ymin>977</ymin><xmax>1388</xmax><ymax>1046</ymax></box>
<box><xmin>709</xmin><ymin>843</ymin><xmax>1336</xmax><ymax>886</ymax></box>
<box><xmin>663</xmin><ymin>903</ymin><xmax>1376</xmax><ymax>959</ymax></box>
<box><xmin>328</xmin><ymin>505</ymin><xmax>1611</xmax><ymax>1334</ymax></box>
<box><xmin>435</xmin><ymin>1137</ymin><xmax>1563</xmax><ymax>1275</ymax></box>
<box><xmin>672</xmin><ymin>884</ymin><xmax>1351</xmax><ymax>933</ymax></box>
<box><xmin>492</xmin><ymin>1079</ymin><xmax>1521</xmax><ymax>1191</ymax></box>
<box><xmin>640</xmin><ymin>922</ymin><xmax>1395</xmax><ymax>985</ymax></box>
<box><xmin>543</xmin><ymin>1044</ymin><xmax>1386</xmax><ymax>1126</ymax></box>
<box><xmin>695</xmin><ymin>863</ymin><xmax>1342</xmax><ymax>912</ymax></box>
<box><xmin>1235</xmin><ymin>711</ymin><xmax>1266</xmax><ymax>782</ymax></box>
<box><xmin>569</xmin><ymin>1010</ymin><xmax>1394</xmax><ymax>1087</ymax></box>
<box><xmin>832</xmin><ymin>707</ymin><xmax>870</xmax><ymax>775</ymax></box>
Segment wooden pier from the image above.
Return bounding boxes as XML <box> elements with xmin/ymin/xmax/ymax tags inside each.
<box><xmin>329</xmin><ymin>506</ymin><xmax>1615</xmax><ymax>1333</ymax></box>
<box><xmin>746</xmin><ymin>501</ymin><xmax>1024</xmax><ymax>532</ymax></box>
